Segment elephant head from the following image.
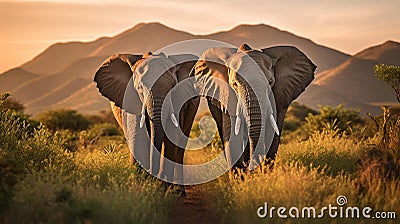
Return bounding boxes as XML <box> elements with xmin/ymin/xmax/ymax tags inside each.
<box><xmin>195</xmin><ymin>44</ymin><xmax>316</xmax><ymax>169</ymax></box>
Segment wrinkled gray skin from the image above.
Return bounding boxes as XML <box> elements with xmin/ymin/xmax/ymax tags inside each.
<box><xmin>195</xmin><ymin>44</ymin><xmax>316</xmax><ymax>169</ymax></box>
<box><xmin>94</xmin><ymin>53</ymin><xmax>199</xmax><ymax>195</ymax></box>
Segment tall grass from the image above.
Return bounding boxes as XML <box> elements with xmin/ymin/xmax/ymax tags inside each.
<box><xmin>193</xmin><ymin>130</ymin><xmax>399</xmax><ymax>223</ymax></box>
<box><xmin>0</xmin><ymin>109</ymin><xmax>176</xmax><ymax>223</ymax></box>
<box><xmin>2</xmin><ymin>94</ymin><xmax>399</xmax><ymax>223</ymax></box>
<box><xmin>278</xmin><ymin>130</ymin><xmax>361</xmax><ymax>175</ymax></box>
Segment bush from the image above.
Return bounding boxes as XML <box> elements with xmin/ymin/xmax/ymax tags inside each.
<box><xmin>35</xmin><ymin>109</ymin><xmax>92</xmax><ymax>132</ymax></box>
<box><xmin>304</xmin><ymin>104</ymin><xmax>363</xmax><ymax>137</ymax></box>
<box><xmin>0</xmin><ymin>99</ymin><xmax>177</xmax><ymax>223</ymax></box>
<box><xmin>0</xmin><ymin>94</ymin><xmax>24</xmax><ymax>113</ymax></box>
<box><xmin>282</xmin><ymin>102</ymin><xmax>318</xmax><ymax>139</ymax></box>
<box><xmin>0</xmin><ymin>152</ymin><xmax>23</xmax><ymax>213</ymax></box>
<box><xmin>79</xmin><ymin>123</ymin><xmax>122</xmax><ymax>148</ymax></box>
<box><xmin>87</xmin><ymin>110</ymin><xmax>120</xmax><ymax>127</ymax></box>
<box><xmin>0</xmin><ymin>113</ymin><xmax>76</xmax><ymax>175</ymax></box>
<box><xmin>89</xmin><ymin>123</ymin><xmax>121</xmax><ymax>137</ymax></box>
<box><xmin>286</xmin><ymin>101</ymin><xmax>318</xmax><ymax>121</ymax></box>
<box><xmin>0</xmin><ymin>105</ymin><xmax>75</xmax><ymax>213</ymax></box>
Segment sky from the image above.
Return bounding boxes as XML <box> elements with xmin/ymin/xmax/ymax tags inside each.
<box><xmin>0</xmin><ymin>0</ymin><xmax>399</xmax><ymax>73</ymax></box>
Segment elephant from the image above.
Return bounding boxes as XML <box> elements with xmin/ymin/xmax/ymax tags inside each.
<box><xmin>194</xmin><ymin>44</ymin><xmax>316</xmax><ymax>169</ymax></box>
<box><xmin>94</xmin><ymin>52</ymin><xmax>199</xmax><ymax>195</ymax></box>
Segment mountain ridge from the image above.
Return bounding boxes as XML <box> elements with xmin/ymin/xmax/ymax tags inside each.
<box><xmin>0</xmin><ymin>22</ymin><xmax>397</xmax><ymax>115</ymax></box>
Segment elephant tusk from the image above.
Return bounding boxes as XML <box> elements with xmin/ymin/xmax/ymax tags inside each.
<box><xmin>139</xmin><ymin>113</ymin><xmax>146</xmax><ymax>128</ymax></box>
<box><xmin>234</xmin><ymin>96</ymin><xmax>242</xmax><ymax>135</ymax></box>
<box><xmin>266</xmin><ymin>89</ymin><xmax>273</xmax><ymax>115</ymax></box>
<box><xmin>265</xmin><ymin>89</ymin><xmax>279</xmax><ymax>135</ymax></box>
<box><xmin>168</xmin><ymin>95</ymin><xmax>179</xmax><ymax>128</ymax></box>
<box><xmin>170</xmin><ymin>113</ymin><xmax>179</xmax><ymax>128</ymax></box>
<box><xmin>235</xmin><ymin>116</ymin><xmax>241</xmax><ymax>135</ymax></box>
<box><xmin>269</xmin><ymin>114</ymin><xmax>280</xmax><ymax>136</ymax></box>
<box><xmin>139</xmin><ymin>102</ymin><xmax>146</xmax><ymax>128</ymax></box>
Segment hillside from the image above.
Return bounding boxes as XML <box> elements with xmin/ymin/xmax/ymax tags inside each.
<box><xmin>0</xmin><ymin>68</ymin><xmax>41</xmax><ymax>93</ymax></box>
<box><xmin>300</xmin><ymin>41</ymin><xmax>400</xmax><ymax>114</ymax></box>
<box><xmin>21</xmin><ymin>37</ymin><xmax>110</xmax><ymax>75</ymax></box>
<box><xmin>2</xmin><ymin>22</ymin><xmax>395</xmax><ymax>115</ymax></box>
<box><xmin>203</xmin><ymin>24</ymin><xmax>349</xmax><ymax>73</ymax></box>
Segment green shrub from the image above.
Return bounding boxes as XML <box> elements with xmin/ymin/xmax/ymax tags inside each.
<box><xmin>79</xmin><ymin>123</ymin><xmax>121</xmax><ymax>148</ymax></box>
<box><xmin>55</xmin><ymin>129</ymin><xmax>79</xmax><ymax>152</ymax></box>
<box><xmin>35</xmin><ymin>109</ymin><xmax>92</xmax><ymax>132</ymax></box>
<box><xmin>304</xmin><ymin>104</ymin><xmax>363</xmax><ymax>137</ymax></box>
<box><xmin>89</xmin><ymin>123</ymin><xmax>121</xmax><ymax>137</ymax></box>
<box><xmin>283</xmin><ymin>117</ymin><xmax>301</xmax><ymax>132</ymax></box>
<box><xmin>0</xmin><ymin>152</ymin><xmax>23</xmax><ymax>213</ymax></box>
<box><xmin>87</xmin><ymin>110</ymin><xmax>120</xmax><ymax>127</ymax></box>
<box><xmin>0</xmin><ymin>94</ymin><xmax>24</xmax><ymax>113</ymax></box>
<box><xmin>286</xmin><ymin>102</ymin><xmax>318</xmax><ymax>121</ymax></box>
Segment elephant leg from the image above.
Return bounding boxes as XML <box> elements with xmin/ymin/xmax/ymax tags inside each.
<box><xmin>177</xmin><ymin>96</ymin><xmax>200</xmax><ymax>193</ymax></box>
<box><xmin>121</xmin><ymin>111</ymin><xmax>151</xmax><ymax>171</ymax></box>
<box><xmin>221</xmin><ymin>113</ymin><xmax>248</xmax><ymax>170</ymax></box>
<box><xmin>207</xmin><ymin>98</ymin><xmax>224</xmax><ymax>144</ymax></box>
<box><xmin>234</xmin><ymin>131</ymin><xmax>250</xmax><ymax>169</ymax></box>
<box><xmin>111</xmin><ymin>103</ymin><xmax>137</xmax><ymax>165</ymax></box>
<box><xmin>160</xmin><ymin>138</ymin><xmax>178</xmax><ymax>182</ymax></box>
<box><xmin>208</xmin><ymin>98</ymin><xmax>246</xmax><ymax>170</ymax></box>
<box><xmin>265</xmin><ymin>108</ymin><xmax>287</xmax><ymax>165</ymax></box>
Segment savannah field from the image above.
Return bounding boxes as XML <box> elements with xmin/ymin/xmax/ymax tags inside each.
<box><xmin>1</xmin><ymin>93</ymin><xmax>399</xmax><ymax>224</ymax></box>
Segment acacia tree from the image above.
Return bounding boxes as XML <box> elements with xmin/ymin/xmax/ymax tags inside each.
<box><xmin>374</xmin><ymin>63</ymin><xmax>400</xmax><ymax>102</ymax></box>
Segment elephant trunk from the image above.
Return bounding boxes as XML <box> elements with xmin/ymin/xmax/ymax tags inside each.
<box><xmin>238</xmin><ymin>85</ymin><xmax>265</xmax><ymax>168</ymax></box>
<box><xmin>147</xmin><ymin>94</ymin><xmax>165</xmax><ymax>176</ymax></box>
<box><xmin>241</xmin><ymin>86</ymin><xmax>263</xmax><ymax>165</ymax></box>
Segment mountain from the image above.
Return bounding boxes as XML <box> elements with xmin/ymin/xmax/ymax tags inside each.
<box><xmin>0</xmin><ymin>68</ymin><xmax>42</xmax><ymax>93</ymax></box>
<box><xmin>21</xmin><ymin>37</ymin><xmax>110</xmax><ymax>75</ymax></box>
<box><xmin>299</xmin><ymin>41</ymin><xmax>400</xmax><ymax>115</ymax></box>
<box><xmin>1</xmin><ymin>22</ymin><xmax>395</xmax><ymax>116</ymax></box>
<box><xmin>89</xmin><ymin>23</ymin><xmax>194</xmax><ymax>57</ymax></box>
<box><xmin>203</xmin><ymin>24</ymin><xmax>349</xmax><ymax>73</ymax></box>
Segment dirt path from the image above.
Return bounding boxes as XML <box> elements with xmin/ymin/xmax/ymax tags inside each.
<box><xmin>168</xmin><ymin>186</ymin><xmax>221</xmax><ymax>224</ymax></box>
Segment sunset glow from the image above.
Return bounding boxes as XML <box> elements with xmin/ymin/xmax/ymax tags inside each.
<box><xmin>0</xmin><ymin>0</ymin><xmax>399</xmax><ymax>73</ymax></box>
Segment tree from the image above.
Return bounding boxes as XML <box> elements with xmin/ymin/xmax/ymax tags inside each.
<box><xmin>374</xmin><ymin>64</ymin><xmax>400</xmax><ymax>102</ymax></box>
<box><xmin>35</xmin><ymin>109</ymin><xmax>92</xmax><ymax>132</ymax></box>
<box><xmin>0</xmin><ymin>93</ymin><xmax>24</xmax><ymax>113</ymax></box>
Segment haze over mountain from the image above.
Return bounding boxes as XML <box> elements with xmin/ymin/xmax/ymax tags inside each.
<box><xmin>0</xmin><ymin>22</ymin><xmax>397</xmax><ymax>115</ymax></box>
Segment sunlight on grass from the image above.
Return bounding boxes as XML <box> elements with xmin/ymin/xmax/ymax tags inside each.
<box><xmin>1</xmin><ymin>94</ymin><xmax>399</xmax><ymax>224</ymax></box>
<box><xmin>195</xmin><ymin>130</ymin><xmax>400</xmax><ymax>223</ymax></box>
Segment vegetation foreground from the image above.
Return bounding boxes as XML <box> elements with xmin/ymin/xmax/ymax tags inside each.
<box><xmin>0</xmin><ymin>93</ymin><xmax>399</xmax><ymax>223</ymax></box>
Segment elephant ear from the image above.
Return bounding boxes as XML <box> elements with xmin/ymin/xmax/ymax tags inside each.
<box><xmin>168</xmin><ymin>54</ymin><xmax>198</xmax><ymax>81</ymax></box>
<box><xmin>94</xmin><ymin>54</ymin><xmax>142</xmax><ymax>108</ymax></box>
<box><xmin>194</xmin><ymin>48</ymin><xmax>238</xmax><ymax>107</ymax></box>
<box><xmin>262</xmin><ymin>46</ymin><xmax>316</xmax><ymax>110</ymax></box>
